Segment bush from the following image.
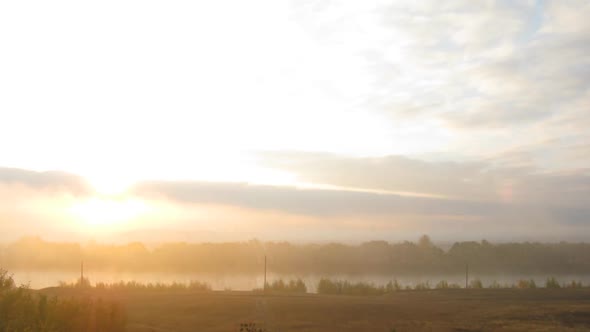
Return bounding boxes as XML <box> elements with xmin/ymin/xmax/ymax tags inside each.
<box><xmin>313</xmin><ymin>276</ymin><xmax>585</xmax><ymax>295</ymax></box>
<box><xmin>435</xmin><ymin>280</ymin><xmax>449</xmax><ymax>289</ymax></box>
<box><xmin>488</xmin><ymin>280</ymin><xmax>501</xmax><ymax>289</ymax></box>
<box><xmin>433</xmin><ymin>280</ymin><xmax>461</xmax><ymax>289</ymax></box>
<box><xmin>264</xmin><ymin>278</ymin><xmax>307</xmax><ymax>293</ymax></box>
<box><xmin>545</xmin><ymin>277</ymin><xmax>561</xmax><ymax>289</ymax></box>
<box><xmin>62</xmin><ymin>279</ymin><xmax>212</xmax><ymax>292</ymax></box>
<box><xmin>564</xmin><ymin>280</ymin><xmax>583</xmax><ymax>288</ymax></box>
<box><xmin>0</xmin><ymin>268</ymin><xmax>126</xmax><ymax>331</ymax></box>
<box><xmin>317</xmin><ymin>279</ymin><xmax>386</xmax><ymax>296</ymax></box>
<box><xmin>517</xmin><ymin>279</ymin><xmax>537</xmax><ymax>289</ymax></box>
<box><xmin>469</xmin><ymin>279</ymin><xmax>483</xmax><ymax>289</ymax></box>
<box><xmin>414</xmin><ymin>281</ymin><xmax>431</xmax><ymax>291</ymax></box>
<box><xmin>385</xmin><ymin>280</ymin><xmax>402</xmax><ymax>292</ymax></box>
<box><xmin>317</xmin><ymin>278</ymin><xmax>340</xmax><ymax>294</ymax></box>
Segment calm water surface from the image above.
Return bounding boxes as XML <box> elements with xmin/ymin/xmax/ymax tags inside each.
<box><xmin>10</xmin><ymin>270</ymin><xmax>590</xmax><ymax>292</ymax></box>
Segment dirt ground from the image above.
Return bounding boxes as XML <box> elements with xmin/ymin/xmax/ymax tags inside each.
<box><xmin>39</xmin><ymin>288</ymin><xmax>590</xmax><ymax>332</ymax></box>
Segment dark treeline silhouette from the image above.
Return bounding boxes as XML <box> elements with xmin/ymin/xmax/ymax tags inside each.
<box><xmin>2</xmin><ymin>236</ymin><xmax>590</xmax><ymax>274</ymax></box>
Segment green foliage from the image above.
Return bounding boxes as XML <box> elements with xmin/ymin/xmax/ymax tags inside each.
<box><xmin>60</xmin><ymin>279</ymin><xmax>212</xmax><ymax>292</ymax></box>
<box><xmin>413</xmin><ymin>281</ymin><xmax>431</xmax><ymax>291</ymax></box>
<box><xmin>545</xmin><ymin>277</ymin><xmax>561</xmax><ymax>289</ymax></box>
<box><xmin>385</xmin><ymin>279</ymin><xmax>402</xmax><ymax>292</ymax></box>
<box><xmin>469</xmin><ymin>279</ymin><xmax>483</xmax><ymax>289</ymax></box>
<box><xmin>434</xmin><ymin>280</ymin><xmax>461</xmax><ymax>289</ymax></box>
<box><xmin>435</xmin><ymin>280</ymin><xmax>449</xmax><ymax>289</ymax></box>
<box><xmin>0</xmin><ymin>268</ymin><xmax>126</xmax><ymax>332</ymax></box>
<box><xmin>517</xmin><ymin>279</ymin><xmax>537</xmax><ymax>289</ymax></box>
<box><xmin>264</xmin><ymin>278</ymin><xmax>307</xmax><ymax>293</ymax></box>
<box><xmin>6</xmin><ymin>236</ymin><xmax>590</xmax><ymax>275</ymax></box>
<box><xmin>317</xmin><ymin>279</ymin><xmax>387</xmax><ymax>296</ymax></box>
<box><xmin>488</xmin><ymin>280</ymin><xmax>501</xmax><ymax>289</ymax></box>
<box><xmin>59</xmin><ymin>277</ymin><xmax>91</xmax><ymax>289</ymax></box>
<box><xmin>418</xmin><ymin>235</ymin><xmax>434</xmax><ymax>248</ymax></box>
<box><xmin>0</xmin><ymin>270</ymin><xmax>15</xmax><ymax>290</ymax></box>
<box><xmin>315</xmin><ymin>276</ymin><xmax>587</xmax><ymax>295</ymax></box>
<box><xmin>564</xmin><ymin>280</ymin><xmax>583</xmax><ymax>288</ymax></box>
<box><xmin>316</xmin><ymin>278</ymin><xmax>439</xmax><ymax>295</ymax></box>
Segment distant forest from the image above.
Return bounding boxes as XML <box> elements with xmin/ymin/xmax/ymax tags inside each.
<box><xmin>1</xmin><ymin>236</ymin><xmax>590</xmax><ymax>274</ymax></box>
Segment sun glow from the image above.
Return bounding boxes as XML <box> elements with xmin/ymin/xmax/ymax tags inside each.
<box><xmin>69</xmin><ymin>197</ymin><xmax>148</xmax><ymax>229</ymax></box>
<box><xmin>85</xmin><ymin>174</ymin><xmax>136</xmax><ymax>196</ymax></box>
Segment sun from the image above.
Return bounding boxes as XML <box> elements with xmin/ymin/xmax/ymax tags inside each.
<box><xmin>85</xmin><ymin>174</ymin><xmax>136</xmax><ymax>196</ymax></box>
<box><xmin>69</xmin><ymin>197</ymin><xmax>148</xmax><ymax>229</ymax></box>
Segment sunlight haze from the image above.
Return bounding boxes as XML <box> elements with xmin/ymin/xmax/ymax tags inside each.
<box><xmin>1</xmin><ymin>0</ymin><xmax>589</xmax><ymax>242</ymax></box>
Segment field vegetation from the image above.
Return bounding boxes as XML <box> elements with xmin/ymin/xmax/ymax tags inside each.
<box><xmin>2</xmin><ymin>265</ymin><xmax>590</xmax><ymax>331</ymax></box>
<box><xmin>0</xmin><ymin>268</ymin><xmax>126</xmax><ymax>332</ymax></box>
<box><xmin>58</xmin><ymin>278</ymin><xmax>212</xmax><ymax>292</ymax></box>
<box><xmin>38</xmin><ymin>284</ymin><xmax>590</xmax><ymax>332</ymax></box>
<box><xmin>314</xmin><ymin>277</ymin><xmax>587</xmax><ymax>295</ymax></box>
<box><xmin>260</xmin><ymin>279</ymin><xmax>307</xmax><ymax>293</ymax></box>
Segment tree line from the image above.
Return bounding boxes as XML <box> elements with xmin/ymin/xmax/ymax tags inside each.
<box><xmin>1</xmin><ymin>236</ymin><xmax>590</xmax><ymax>274</ymax></box>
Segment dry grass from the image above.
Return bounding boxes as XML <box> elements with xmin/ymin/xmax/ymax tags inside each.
<box><xmin>38</xmin><ymin>287</ymin><xmax>590</xmax><ymax>332</ymax></box>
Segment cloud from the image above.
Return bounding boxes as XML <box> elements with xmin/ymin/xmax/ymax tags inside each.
<box><xmin>260</xmin><ymin>152</ymin><xmax>510</xmax><ymax>201</ymax></box>
<box><xmin>291</xmin><ymin>0</ymin><xmax>590</xmax><ymax>167</ymax></box>
<box><xmin>133</xmin><ymin>179</ymin><xmax>501</xmax><ymax>217</ymax></box>
<box><xmin>0</xmin><ymin>165</ymin><xmax>587</xmax><ymax>242</ymax></box>
<box><xmin>0</xmin><ymin>167</ymin><xmax>89</xmax><ymax>194</ymax></box>
<box><xmin>132</xmin><ymin>170</ymin><xmax>590</xmax><ymax>241</ymax></box>
<box><xmin>259</xmin><ymin>151</ymin><xmax>590</xmax><ymax>209</ymax></box>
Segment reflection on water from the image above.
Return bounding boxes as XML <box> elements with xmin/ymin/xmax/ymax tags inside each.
<box><xmin>11</xmin><ymin>270</ymin><xmax>590</xmax><ymax>292</ymax></box>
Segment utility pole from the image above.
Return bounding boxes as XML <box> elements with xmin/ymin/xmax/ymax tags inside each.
<box><xmin>465</xmin><ymin>264</ymin><xmax>469</xmax><ymax>289</ymax></box>
<box><xmin>81</xmin><ymin>261</ymin><xmax>84</xmax><ymax>283</ymax></box>
<box><xmin>264</xmin><ymin>255</ymin><xmax>267</xmax><ymax>293</ymax></box>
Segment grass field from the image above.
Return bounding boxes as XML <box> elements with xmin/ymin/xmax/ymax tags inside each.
<box><xmin>38</xmin><ymin>288</ymin><xmax>590</xmax><ymax>332</ymax></box>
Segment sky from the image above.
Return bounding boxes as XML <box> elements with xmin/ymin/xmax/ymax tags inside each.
<box><xmin>0</xmin><ymin>0</ymin><xmax>589</xmax><ymax>243</ymax></box>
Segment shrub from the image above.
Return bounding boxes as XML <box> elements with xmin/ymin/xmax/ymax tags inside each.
<box><xmin>316</xmin><ymin>279</ymin><xmax>385</xmax><ymax>295</ymax></box>
<box><xmin>517</xmin><ymin>279</ymin><xmax>537</xmax><ymax>289</ymax></box>
<box><xmin>262</xmin><ymin>278</ymin><xmax>307</xmax><ymax>293</ymax></box>
<box><xmin>434</xmin><ymin>280</ymin><xmax>462</xmax><ymax>289</ymax></box>
<box><xmin>488</xmin><ymin>280</ymin><xmax>501</xmax><ymax>289</ymax></box>
<box><xmin>545</xmin><ymin>277</ymin><xmax>561</xmax><ymax>289</ymax></box>
<box><xmin>469</xmin><ymin>279</ymin><xmax>483</xmax><ymax>289</ymax></box>
<box><xmin>317</xmin><ymin>278</ymin><xmax>340</xmax><ymax>294</ymax></box>
<box><xmin>0</xmin><ymin>268</ymin><xmax>126</xmax><ymax>331</ymax></box>
<box><xmin>385</xmin><ymin>279</ymin><xmax>402</xmax><ymax>292</ymax></box>
<box><xmin>61</xmin><ymin>279</ymin><xmax>212</xmax><ymax>292</ymax></box>
<box><xmin>0</xmin><ymin>269</ymin><xmax>15</xmax><ymax>291</ymax></box>
<box><xmin>435</xmin><ymin>280</ymin><xmax>449</xmax><ymax>289</ymax></box>
<box><xmin>564</xmin><ymin>280</ymin><xmax>583</xmax><ymax>288</ymax></box>
<box><xmin>414</xmin><ymin>281</ymin><xmax>431</xmax><ymax>291</ymax></box>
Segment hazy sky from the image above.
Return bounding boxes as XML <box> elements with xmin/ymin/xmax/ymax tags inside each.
<box><xmin>0</xmin><ymin>0</ymin><xmax>589</xmax><ymax>242</ymax></box>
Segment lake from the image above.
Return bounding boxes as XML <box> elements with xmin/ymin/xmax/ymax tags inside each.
<box><xmin>9</xmin><ymin>269</ymin><xmax>590</xmax><ymax>291</ymax></box>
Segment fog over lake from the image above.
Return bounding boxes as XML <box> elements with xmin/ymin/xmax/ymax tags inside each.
<box><xmin>12</xmin><ymin>270</ymin><xmax>590</xmax><ymax>292</ymax></box>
